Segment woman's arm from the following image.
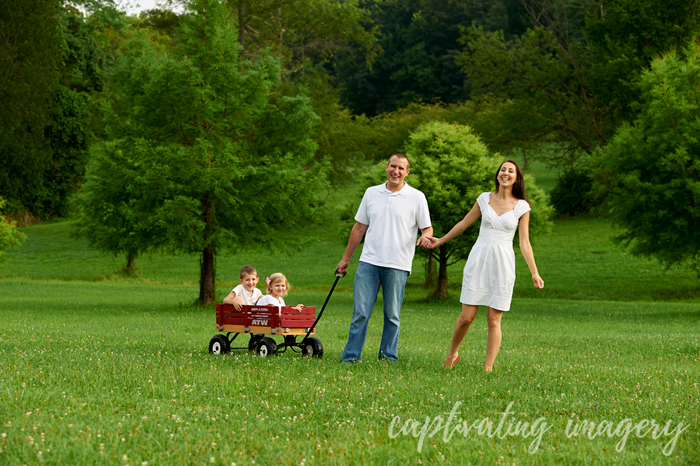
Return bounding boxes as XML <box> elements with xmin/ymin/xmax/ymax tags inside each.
<box><xmin>428</xmin><ymin>201</ymin><xmax>482</xmax><ymax>248</ymax></box>
<box><xmin>518</xmin><ymin>211</ymin><xmax>544</xmax><ymax>288</ymax></box>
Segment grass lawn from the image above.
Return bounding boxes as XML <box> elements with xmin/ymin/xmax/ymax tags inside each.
<box><xmin>0</xmin><ymin>206</ymin><xmax>699</xmax><ymax>464</ymax></box>
<box><xmin>0</xmin><ymin>280</ymin><xmax>698</xmax><ymax>465</ymax></box>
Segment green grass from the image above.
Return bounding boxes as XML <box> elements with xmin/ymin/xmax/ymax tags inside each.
<box><xmin>3</xmin><ymin>217</ymin><xmax>699</xmax><ymax>303</ymax></box>
<box><xmin>0</xmin><ymin>280</ymin><xmax>698</xmax><ymax>465</ymax></box>
<box><xmin>1</xmin><ymin>198</ymin><xmax>699</xmax><ymax>464</ymax></box>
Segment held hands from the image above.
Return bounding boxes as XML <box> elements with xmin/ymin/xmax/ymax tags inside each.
<box><xmin>416</xmin><ymin>236</ymin><xmax>442</xmax><ymax>249</ymax></box>
<box><xmin>292</xmin><ymin>304</ymin><xmax>305</xmax><ymax>312</ymax></box>
<box><xmin>532</xmin><ymin>274</ymin><xmax>544</xmax><ymax>289</ymax></box>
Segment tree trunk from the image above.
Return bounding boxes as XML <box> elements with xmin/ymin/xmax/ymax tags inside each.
<box><xmin>123</xmin><ymin>252</ymin><xmax>136</xmax><ymax>275</ymax></box>
<box><xmin>436</xmin><ymin>244</ymin><xmax>449</xmax><ymax>300</ymax></box>
<box><xmin>424</xmin><ymin>253</ymin><xmax>436</xmax><ymax>289</ymax></box>
<box><xmin>199</xmin><ymin>244</ymin><xmax>215</xmax><ymax>304</ymax></box>
<box><xmin>199</xmin><ymin>197</ymin><xmax>215</xmax><ymax>305</ymax></box>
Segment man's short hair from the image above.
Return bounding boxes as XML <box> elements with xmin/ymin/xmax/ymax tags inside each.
<box><xmin>239</xmin><ymin>265</ymin><xmax>257</xmax><ymax>278</ymax></box>
<box><xmin>390</xmin><ymin>153</ymin><xmax>410</xmax><ymax>168</ymax></box>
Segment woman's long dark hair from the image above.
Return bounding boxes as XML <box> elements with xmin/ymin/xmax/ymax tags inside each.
<box><xmin>494</xmin><ymin>159</ymin><xmax>530</xmax><ymax>205</ymax></box>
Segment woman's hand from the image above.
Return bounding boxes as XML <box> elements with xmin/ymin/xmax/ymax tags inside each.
<box><xmin>425</xmin><ymin>237</ymin><xmax>442</xmax><ymax>249</ymax></box>
<box><xmin>532</xmin><ymin>274</ymin><xmax>544</xmax><ymax>289</ymax></box>
<box><xmin>293</xmin><ymin>304</ymin><xmax>305</xmax><ymax>312</ymax></box>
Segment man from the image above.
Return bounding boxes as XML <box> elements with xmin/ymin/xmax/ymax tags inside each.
<box><xmin>337</xmin><ymin>154</ymin><xmax>433</xmax><ymax>362</ymax></box>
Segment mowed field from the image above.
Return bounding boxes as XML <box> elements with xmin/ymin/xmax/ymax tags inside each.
<box><xmin>1</xmin><ymin>173</ymin><xmax>699</xmax><ymax>464</ymax></box>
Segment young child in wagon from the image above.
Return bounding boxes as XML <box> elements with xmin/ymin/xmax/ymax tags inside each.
<box><xmin>256</xmin><ymin>272</ymin><xmax>305</xmax><ymax>313</ymax></box>
<box><xmin>223</xmin><ymin>265</ymin><xmax>263</xmax><ymax>310</ymax></box>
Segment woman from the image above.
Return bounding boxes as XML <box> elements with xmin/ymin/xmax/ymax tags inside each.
<box><xmin>426</xmin><ymin>160</ymin><xmax>544</xmax><ymax>371</ymax></box>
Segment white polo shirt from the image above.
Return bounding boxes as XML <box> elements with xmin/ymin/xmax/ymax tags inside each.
<box><xmin>230</xmin><ymin>284</ymin><xmax>263</xmax><ymax>305</ymax></box>
<box><xmin>355</xmin><ymin>182</ymin><xmax>431</xmax><ymax>273</ymax></box>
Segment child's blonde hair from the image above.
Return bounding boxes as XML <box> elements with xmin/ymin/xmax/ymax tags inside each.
<box><xmin>266</xmin><ymin>273</ymin><xmax>290</xmax><ymax>296</ymax></box>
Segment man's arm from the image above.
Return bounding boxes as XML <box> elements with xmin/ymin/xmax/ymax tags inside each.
<box><xmin>336</xmin><ymin>221</ymin><xmax>369</xmax><ymax>275</ymax></box>
<box><xmin>416</xmin><ymin>226</ymin><xmax>434</xmax><ymax>247</ymax></box>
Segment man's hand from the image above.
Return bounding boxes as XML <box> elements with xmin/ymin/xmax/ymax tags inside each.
<box><xmin>336</xmin><ymin>259</ymin><xmax>350</xmax><ymax>275</ymax></box>
<box><xmin>416</xmin><ymin>236</ymin><xmax>433</xmax><ymax>248</ymax></box>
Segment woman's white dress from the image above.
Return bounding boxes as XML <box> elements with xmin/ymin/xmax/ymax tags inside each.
<box><xmin>460</xmin><ymin>192</ymin><xmax>531</xmax><ymax>311</ymax></box>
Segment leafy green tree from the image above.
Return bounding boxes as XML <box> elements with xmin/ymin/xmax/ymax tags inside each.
<box><xmin>549</xmin><ymin>167</ymin><xmax>595</xmax><ymax>216</ymax></box>
<box><xmin>333</xmin><ymin>0</ymin><xmax>530</xmax><ymax>116</ymax></box>
<box><xmin>0</xmin><ymin>198</ymin><xmax>26</xmax><ymax>262</ymax></box>
<box><xmin>72</xmin><ymin>140</ymin><xmax>164</xmax><ymax>275</ymax></box>
<box><xmin>297</xmin><ymin>68</ymin><xmax>375</xmax><ymax>185</ymax></box>
<box><xmin>77</xmin><ymin>0</ymin><xmax>327</xmax><ymax>303</ymax></box>
<box><xmin>40</xmin><ymin>8</ymin><xmax>105</xmax><ymax>217</ymax></box>
<box><xmin>459</xmin><ymin>0</ymin><xmax>700</xmax><ymax>165</ymax></box>
<box><xmin>583</xmin><ymin>0</ymin><xmax>700</xmax><ymax>123</ymax></box>
<box><xmin>0</xmin><ymin>2</ymin><xmax>108</xmax><ymax>218</ymax></box>
<box><xmin>224</xmin><ymin>0</ymin><xmax>379</xmax><ymax>184</ymax></box>
<box><xmin>226</xmin><ymin>0</ymin><xmax>377</xmax><ymax>68</ymax></box>
<box><xmin>459</xmin><ymin>25</ymin><xmax>603</xmax><ymax>159</ymax></box>
<box><xmin>0</xmin><ymin>0</ymin><xmax>62</xmax><ymax>216</ymax></box>
<box><xmin>597</xmin><ymin>44</ymin><xmax>700</xmax><ymax>269</ymax></box>
<box><xmin>406</xmin><ymin>121</ymin><xmax>551</xmax><ymax>299</ymax></box>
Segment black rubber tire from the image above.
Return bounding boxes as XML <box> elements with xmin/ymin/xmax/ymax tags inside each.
<box><xmin>255</xmin><ymin>337</ymin><xmax>277</xmax><ymax>357</ymax></box>
<box><xmin>209</xmin><ymin>334</ymin><xmax>230</xmax><ymax>355</ymax></box>
<box><xmin>301</xmin><ymin>337</ymin><xmax>323</xmax><ymax>359</ymax></box>
<box><xmin>248</xmin><ymin>334</ymin><xmax>263</xmax><ymax>351</ymax></box>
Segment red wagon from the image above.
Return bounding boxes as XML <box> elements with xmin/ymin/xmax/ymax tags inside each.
<box><xmin>208</xmin><ymin>271</ymin><xmax>345</xmax><ymax>358</ymax></box>
<box><xmin>209</xmin><ymin>304</ymin><xmax>323</xmax><ymax>357</ymax></box>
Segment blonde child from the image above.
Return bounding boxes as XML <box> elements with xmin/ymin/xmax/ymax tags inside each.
<box><xmin>256</xmin><ymin>273</ymin><xmax>304</xmax><ymax>312</ymax></box>
<box><xmin>223</xmin><ymin>266</ymin><xmax>263</xmax><ymax>311</ymax></box>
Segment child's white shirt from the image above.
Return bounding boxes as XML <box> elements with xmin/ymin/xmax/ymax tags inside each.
<box><xmin>231</xmin><ymin>284</ymin><xmax>263</xmax><ymax>305</ymax></box>
<box><xmin>256</xmin><ymin>295</ymin><xmax>285</xmax><ymax>309</ymax></box>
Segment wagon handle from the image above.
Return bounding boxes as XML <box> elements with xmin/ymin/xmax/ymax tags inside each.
<box><xmin>301</xmin><ymin>269</ymin><xmax>345</xmax><ymax>344</ymax></box>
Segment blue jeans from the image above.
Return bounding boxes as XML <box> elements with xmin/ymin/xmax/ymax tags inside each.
<box><xmin>341</xmin><ymin>262</ymin><xmax>409</xmax><ymax>362</ymax></box>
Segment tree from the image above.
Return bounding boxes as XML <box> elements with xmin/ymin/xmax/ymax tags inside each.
<box><xmin>77</xmin><ymin>0</ymin><xmax>327</xmax><ymax>303</ymax></box>
<box><xmin>458</xmin><ymin>24</ymin><xmax>604</xmax><ymax>160</ymax></box>
<box><xmin>72</xmin><ymin>140</ymin><xmax>165</xmax><ymax>275</ymax></box>
<box><xmin>333</xmin><ymin>0</ymin><xmax>531</xmax><ymax>116</ymax></box>
<box><xmin>458</xmin><ymin>0</ymin><xmax>700</xmax><ymax>165</ymax></box>
<box><xmin>0</xmin><ymin>2</ymin><xmax>110</xmax><ymax>219</ymax></box>
<box><xmin>405</xmin><ymin>121</ymin><xmax>552</xmax><ymax>299</ymax></box>
<box><xmin>596</xmin><ymin>44</ymin><xmax>700</xmax><ymax>270</ymax></box>
<box><xmin>227</xmin><ymin>0</ymin><xmax>377</xmax><ymax>63</ymax></box>
<box><xmin>583</xmin><ymin>0</ymin><xmax>700</xmax><ymax>124</ymax></box>
<box><xmin>0</xmin><ymin>0</ymin><xmax>62</xmax><ymax>216</ymax></box>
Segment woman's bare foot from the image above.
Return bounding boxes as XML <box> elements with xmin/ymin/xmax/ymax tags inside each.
<box><xmin>484</xmin><ymin>365</ymin><xmax>493</xmax><ymax>373</ymax></box>
<box><xmin>443</xmin><ymin>354</ymin><xmax>461</xmax><ymax>368</ymax></box>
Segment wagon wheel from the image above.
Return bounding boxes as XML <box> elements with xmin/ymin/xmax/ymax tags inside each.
<box><xmin>301</xmin><ymin>337</ymin><xmax>323</xmax><ymax>359</ymax></box>
<box><xmin>248</xmin><ymin>334</ymin><xmax>263</xmax><ymax>351</ymax></box>
<box><xmin>209</xmin><ymin>335</ymin><xmax>230</xmax><ymax>355</ymax></box>
<box><xmin>255</xmin><ymin>337</ymin><xmax>277</xmax><ymax>357</ymax></box>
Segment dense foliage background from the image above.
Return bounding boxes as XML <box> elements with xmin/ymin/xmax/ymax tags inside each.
<box><xmin>2</xmin><ymin>0</ymin><xmax>700</xmax><ymax>293</ymax></box>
